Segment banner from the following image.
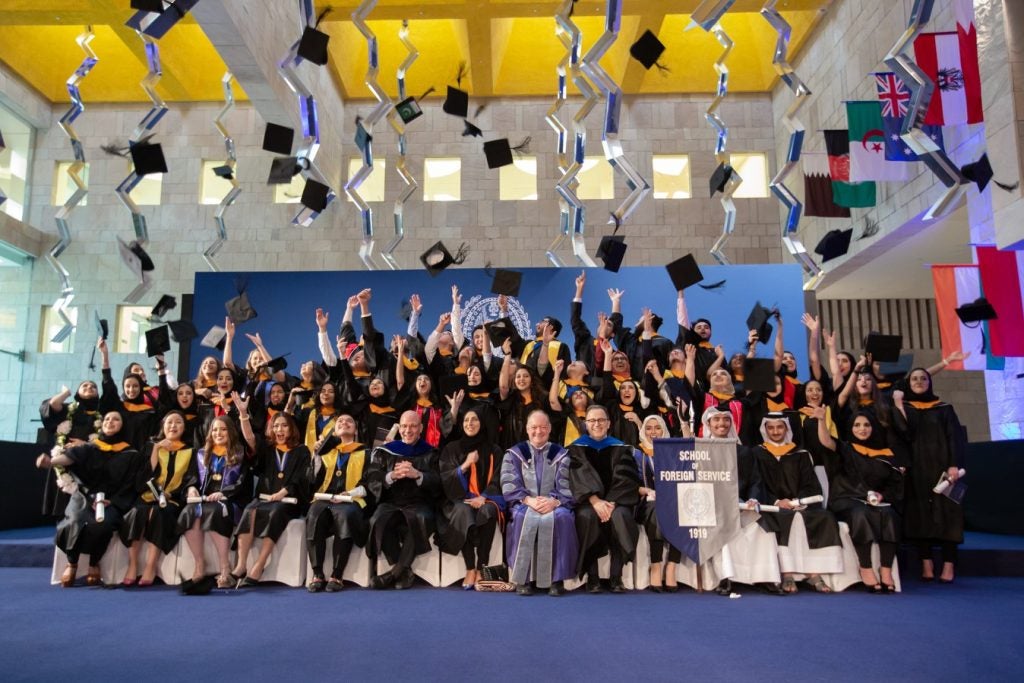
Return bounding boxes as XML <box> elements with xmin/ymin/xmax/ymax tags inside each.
<box><xmin>652</xmin><ymin>437</ymin><xmax>739</xmax><ymax>565</ymax></box>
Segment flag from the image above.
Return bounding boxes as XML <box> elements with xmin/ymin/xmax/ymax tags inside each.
<box><xmin>914</xmin><ymin>30</ymin><xmax>983</xmax><ymax>125</ymax></box>
<box><xmin>976</xmin><ymin>246</ymin><xmax>1024</xmax><ymax>357</ymax></box>
<box><xmin>873</xmin><ymin>72</ymin><xmax>945</xmax><ymax>161</ymax></box>
<box><xmin>823</xmin><ymin>130</ymin><xmax>875</xmax><ymax>208</ymax></box>
<box><xmin>803</xmin><ymin>152</ymin><xmax>851</xmax><ymax>218</ymax></box>
<box><xmin>847</xmin><ymin>101</ymin><xmax>911</xmax><ymax>182</ymax></box>
<box><xmin>931</xmin><ymin>264</ymin><xmax>999</xmax><ymax>370</ymax></box>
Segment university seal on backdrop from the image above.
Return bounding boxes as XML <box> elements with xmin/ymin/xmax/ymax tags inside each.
<box><xmin>653</xmin><ymin>438</ymin><xmax>740</xmax><ymax>564</ymax></box>
<box><xmin>461</xmin><ymin>295</ymin><xmax>533</xmax><ymax>358</ymax></box>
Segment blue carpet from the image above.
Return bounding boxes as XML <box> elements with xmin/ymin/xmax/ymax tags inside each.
<box><xmin>0</xmin><ymin>526</ymin><xmax>53</xmax><ymax>543</ymax></box>
<box><xmin>1</xmin><ymin>569</ymin><xmax>1022</xmax><ymax>682</ymax></box>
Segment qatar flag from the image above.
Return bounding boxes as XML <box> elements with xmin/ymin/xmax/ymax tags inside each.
<box><xmin>846</xmin><ymin>101</ymin><xmax>910</xmax><ymax>182</ymax></box>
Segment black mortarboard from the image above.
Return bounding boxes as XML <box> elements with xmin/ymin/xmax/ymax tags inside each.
<box><xmin>297</xmin><ymin>26</ymin><xmax>330</xmax><ymax>66</ymax></box>
<box><xmin>130</xmin><ymin>142</ymin><xmax>168</xmax><ymax>175</ymax></box>
<box><xmin>746</xmin><ymin>302</ymin><xmax>774</xmax><ymax>344</ymax></box>
<box><xmin>483</xmin><ymin>139</ymin><xmax>514</xmax><ymax>170</ymax></box>
<box><xmin>665</xmin><ymin>254</ymin><xmax>704</xmax><ymax>291</ymax></box>
<box><xmin>462</xmin><ymin>120</ymin><xmax>483</xmax><ymax>138</ymax></box>
<box><xmin>117</xmin><ymin>238</ymin><xmax>155</xmax><ymax>280</ymax></box>
<box><xmin>267</xmin><ymin>156</ymin><xmax>302</xmax><ymax>185</ymax></box>
<box><xmin>440</xmin><ymin>374</ymin><xmax>470</xmax><ymax>400</ymax></box>
<box><xmin>395</xmin><ymin>97</ymin><xmax>423</xmax><ymax>124</ymax></box>
<box><xmin>490</xmin><ymin>269</ymin><xmax>522</xmax><ymax>297</ymax></box>
<box><xmin>814</xmin><ymin>228</ymin><xmax>854</xmax><ymax>262</ymax></box>
<box><xmin>225</xmin><ymin>291</ymin><xmax>257</xmax><ymax>324</ymax></box>
<box><xmin>300</xmin><ymin>178</ymin><xmax>330</xmax><ymax>212</ymax></box>
<box><xmin>960</xmin><ymin>153</ymin><xmax>994</xmax><ymax>192</ymax></box>
<box><xmin>131</xmin><ymin>0</ymin><xmax>164</xmax><ymax>12</ymax></box>
<box><xmin>212</xmin><ymin>164</ymin><xmax>234</xmax><ymax>180</ymax></box>
<box><xmin>93</xmin><ymin>310</ymin><xmax>109</xmax><ymax>340</ymax></box>
<box><xmin>742</xmin><ymin>358</ymin><xmax>777</xmax><ymax>393</ymax></box>
<box><xmin>200</xmin><ymin>325</ymin><xmax>227</xmax><ymax>350</ymax></box>
<box><xmin>150</xmin><ymin>294</ymin><xmax>177</xmax><ymax>320</ymax></box>
<box><xmin>262</xmin><ymin>123</ymin><xmax>294</xmax><ymax>155</ymax></box>
<box><xmin>442</xmin><ymin>86</ymin><xmax>469</xmax><ymax>118</ymax></box>
<box><xmin>878</xmin><ymin>353</ymin><xmax>914</xmax><ymax>380</ymax></box>
<box><xmin>598</xmin><ymin>235</ymin><xmax>627</xmax><ymax>272</ymax></box>
<box><xmin>709</xmin><ymin>162</ymin><xmax>734</xmax><ymax>197</ymax></box>
<box><xmin>355</xmin><ymin>120</ymin><xmax>372</xmax><ymax>153</ymax></box>
<box><xmin>484</xmin><ymin>317</ymin><xmax>519</xmax><ymax>348</ymax></box>
<box><xmin>145</xmin><ymin>325</ymin><xmax>171</xmax><ymax>357</ymax></box>
<box><xmin>955</xmin><ymin>297</ymin><xmax>997</xmax><ymax>324</ymax></box>
<box><xmin>266</xmin><ymin>355</ymin><xmax>288</xmax><ymax>374</ymax></box>
<box><xmin>167</xmin><ymin>319</ymin><xmax>198</xmax><ymax>343</ymax></box>
<box><xmin>864</xmin><ymin>332</ymin><xmax>902</xmax><ymax>363</ymax></box>
<box><xmin>420</xmin><ymin>241</ymin><xmax>457</xmax><ymax>276</ymax></box>
<box><xmin>629</xmin><ymin>29</ymin><xmax>666</xmax><ymax>70</ymax></box>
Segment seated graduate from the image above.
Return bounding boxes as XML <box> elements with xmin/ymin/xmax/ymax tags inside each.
<box><xmin>233</xmin><ymin>405</ymin><xmax>311</xmax><ymax>587</ymax></box>
<box><xmin>634</xmin><ymin>414</ymin><xmax>681</xmax><ymax>592</ymax></box>
<box><xmin>501</xmin><ymin>410</ymin><xmax>577</xmax><ymax>596</ymax></box>
<box><xmin>364</xmin><ymin>410</ymin><xmax>441</xmax><ymax>590</ymax></box>
<box><xmin>753</xmin><ymin>413</ymin><xmax>842</xmax><ymax>593</ymax></box>
<box><xmin>177</xmin><ymin>414</ymin><xmax>250</xmax><ymax>589</ymax></box>
<box><xmin>817</xmin><ymin>409</ymin><xmax>903</xmax><ymax>593</ymax></box>
<box><xmin>305</xmin><ymin>412</ymin><xmax>369</xmax><ymax>593</ymax></box>
<box><xmin>440</xmin><ymin>365</ymin><xmax>500</xmax><ymax>446</ymax></box>
<box><xmin>37</xmin><ymin>411</ymin><xmax>140</xmax><ymax>587</ymax></box>
<box><xmin>437</xmin><ymin>409</ymin><xmax>506</xmax><ymax>589</ymax></box>
<box><xmin>119</xmin><ymin>411</ymin><xmax>197</xmax><ymax>586</ymax></box>
<box><xmin>569</xmin><ymin>404</ymin><xmax>642</xmax><ymax>593</ymax></box>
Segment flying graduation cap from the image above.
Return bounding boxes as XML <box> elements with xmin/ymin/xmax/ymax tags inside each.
<box><xmin>955</xmin><ymin>297</ymin><xmax>997</xmax><ymax>324</ymax></box>
<box><xmin>629</xmin><ymin>29</ymin><xmax>667</xmax><ymax>71</ymax></box>
<box><xmin>814</xmin><ymin>228</ymin><xmax>854</xmax><ymax>262</ymax></box>
<box><xmin>419</xmin><ymin>241</ymin><xmax>468</xmax><ymax>276</ymax></box>
<box><xmin>262</xmin><ymin>123</ymin><xmax>295</xmax><ymax>155</ymax></box>
<box><xmin>150</xmin><ymin>294</ymin><xmax>177</xmax><ymax>320</ymax></box>
<box><xmin>597</xmin><ymin>234</ymin><xmax>627</xmax><ymax>273</ymax></box>
<box><xmin>709</xmin><ymin>162</ymin><xmax>734</xmax><ymax>197</ymax></box>
<box><xmin>746</xmin><ymin>301</ymin><xmax>775</xmax><ymax>345</ymax></box>
<box><xmin>297</xmin><ymin>25</ymin><xmax>330</xmax><ymax>66</ymax></box>
<box><xmin>130</xmin><ymin>141</ymin><xmax>168</xmax><ymax>175</ymax></box>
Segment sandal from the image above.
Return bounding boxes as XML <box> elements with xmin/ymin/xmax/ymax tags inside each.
<box><xmin>325</xmin><ymin>578</ymin><xmax>344</xmax><ymax>593</ymax></box>
<box><xmin>308</xmin><ymin>576</ymin><xmax>326</xmax><ymax>593</ymax></box>
<box><xmin>864</xmin><ymin>582</ymin><xmax>882</xmax><ymax>594</ymax></box>
<box><xmin>780</xmin><ymin>576</ymin><xmax>798</xmax><ymax>594</ymax></box>
<box><xmin>216</xmin><ymin>574</ymin><xmax>234</xmax><ymax>589</ymax></box>
<box><xmin>61</xmin><ymin>564</ymin><xmax>78</xmax><ymax>588</ymax></box>
<box><xmin>806</xmin><ymin>575</ymin><xmax>832</xmax><ymax>593</ymax></box>
<box><xmin>85</xmin><ymin>568</ymin><xmax>103</xmax><ymax>587</ymax></box>
<box><xmin>882</xmin><ymin>582</ymin><xmax>897</xmax><ymax>593</ymax></box>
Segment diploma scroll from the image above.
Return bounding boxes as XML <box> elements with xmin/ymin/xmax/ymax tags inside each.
<box><xmin>259</xmin><ymin>493</ymin><xmax>298</xmax><ymax>504</ymax></box>
<box><xmin>313</xmin><ymin>493</ymin><xmax>353</xmax><ymax>503</ymax></box>
<box><xmin>739</xmin><ymin>502</ymin><xmax>780</xmax><ymax>513</ymax></box>
<box><xmin>793</xmin><ymin>494</ymin><xmax>824</xmax><ymax>507</ymax></box>
<box><xmin>933</xmin><ymin>469</ymin><xmax>966</xmax><ymax>494</ymax></box>
<box><xmin>146</xmin><ymin>478</ymin><xmax>167</xmax><ymax>508</ymax></box>
<box><xmin>186</xmin><ymin>496</ymin><xmax>206</xmax><ymax>504</ymax></box>
<box><xmin>94</xmin><ymin>492</ymin><xmax>106</xmax><ymax>522</ymax></box>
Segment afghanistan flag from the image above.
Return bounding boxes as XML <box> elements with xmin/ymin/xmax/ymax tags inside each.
<box><xmin>823</xmin><ymin>130</ymin><xmax>875</xmax><ymax>208</ymax></box>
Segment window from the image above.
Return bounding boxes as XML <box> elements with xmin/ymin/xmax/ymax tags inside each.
<box><xmin>0</xmin><ymin>105</ymin><xmax>32</xmax><ymax>221</ymax></box>
<box><xmin>652</xmin><ymin>155</ymin><xmax>691</xmax><ymax>199</ymax></box>
<box><xmin>199</xmin><ymin>160</ymin><xmax>236</xmax><ymax>205</ymax></box>
<box><xmin>38</xmin><ymin>305</ymin><xmax>78</xmax><ymax>353</ymax></box>
<box><xmin>273</xmin><ymin>174</ymin><xmax>304</xmax><ymax>204</ymax></box>
<box><xmin>577</xmin><ymin>157</ymin><xmax>614</xmax><ymax>200</ymax></box>
<box><xmin>126</xmin><ymin>161</ymin><xmax>163</xmax><ymax>205</ymax></box>
<box><xmin>52</xmin><ymin>161</ymin><xmax>89</xmax><ymax>207</ymax></box>
<box><xmin>346</xmin><ymin>157</ymin><xmax>387</xmax><ymax>202</ymax></box>
<box><xmin>499</xmin><ymin>156</ymin><xmax>537</xmax><ymax>201</ymax></box>
<box><xmin>423</xmin><ymin>158</ymin><xmax>461</xmax><ymax>202</ymax></box>
<box><xmin>730</xmin><ymin>152</ymin><xmax>770</xmax><ymax>198</ymax></box>
<box><xmin>115</xmin><ymin>305</ymin><xmax>157</xmax><ymax>354</ymax></box>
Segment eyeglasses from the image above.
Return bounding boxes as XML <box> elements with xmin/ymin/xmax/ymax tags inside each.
<box><xmin>584</xmin><ymin>418</ymin><xmax>609</xmax><ymax>425</ymax></box>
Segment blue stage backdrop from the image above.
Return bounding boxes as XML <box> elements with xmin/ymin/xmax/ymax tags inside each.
<box><xmin>190</xmin><ymin>264</ymin><xmax>808</xmax><ymax>380</ymax></box>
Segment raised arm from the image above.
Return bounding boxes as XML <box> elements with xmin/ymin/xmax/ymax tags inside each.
<box><xmin>425</xmin><ymin>312</ymin><xmax>451</xmax><ymax>362</ymax></box>
<box><xmin>707</xmin><ymin>344</ymin><xmax>725</xmax><ymax>378</ymax></box>
<box><xmin>802</xmin><ymin>313</ymin><xmax>822</xmax><ymax>381</ymax></box>
<box><xmin>316</xmin><ymin>308</ymin><xmax>338</xmax><ymax>367</ymax></box>
<box><xmin>233</xmin><ymin>392</ymin><xmax>258</xmax><ymax>452</ymax></box>
<box><xmin>816</xmin><ymin>406</ymin><xmax>836</xmax><ymax>451</ymax></box>
<box><xmin>549</xmin><ymin>359</ymin><xmax>566</xmax><ymax>412</ymax></box>
<box><xmin>407</xmin><ymin>294</ymin><xmax>422</xmax><ymax>339</ymax></box>
<box><xmin>825</xmin><ymin>329</ymin><xmax>842</xmax><ymax>390</ymax></box>
<box><xmin>926</xmin><ymin>350</ymin><xmax>970</xmax><ymax>377</ymax></box>
<box><xmin>773</xmin><ymin>312</ymin><xmax>784</xmax><ymax>372</ymax></box>
<box><xmin>223</xmin><ymin>317</ymin><xmax>236</xmax><ymax>370</ymax></box>
<box><xmin>48</xmin><ymin>385</ymin><xmax>72</xmax><ymax>413</ymax></box>
<box><xmin>684</xmin><ymin>343</ymin><xmax>696</xmax><ymax>387</ymax></box>
<box><xmin>837</xmin><ymin>355</ymin><xmax>868</xmax><ymax>408</ymax></box>
<box><xmin>677</xmin><ymin>289</ymin><xmax>690</xmax><ymax>330</ymax></box>
<box><xmin>394</xmin><ymin>335</ymin><xmax>407</xmax><ymax>392</ymax></box>
<box><xmin>498</xmin><ymin>339</ymin><xmax>514</xmax><ymax>401</ymax></box>
<box><xmin>450</xmin><ymin>286</ymin><xmax>465</xmax><ymax>349</ymax></box>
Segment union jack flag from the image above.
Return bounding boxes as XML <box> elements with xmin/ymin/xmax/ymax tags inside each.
<box><xmin>874</xmin><ymin>72</ymin><xmax>911</xmax><ymax>118</ymax></box>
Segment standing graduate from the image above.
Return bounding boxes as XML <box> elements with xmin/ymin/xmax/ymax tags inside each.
<box><xmin>97</xmin><ymin>339</ymin><xmax>158</xmax><ymax>452</ymax></box>
<box><xmin>295</xmin><ymin>381</ymin><xmax>340</xmax><ymax>453</ymax></box>
<box><xmin>568</xmin><ymin>405</ymin><xmax>641</xmax><ymax>593</ymax></box>
<box><xmin>547</xmin><ymin>359</ymin><xmax>594</xmax><ymax>447</ymax></box>
<box><xmin>305</xmin><ymin>412</ymin><xmax>369</xmax><ymax>593</ymax></box>
<box><xmin>39</xmin><ymin>380</ymin><xmax>102</xmax><ymax>518</ymax></box>
<box><xmin>394</xmin><ymin>336</ymin><xmax>444</xmax><ymax>448</ymax></box>
<box><xmin>437</xmin><ymin>409</ymin><xmax>506</xmax><ymax>589</ymax></box>
<box><xmin>497</xmin><ymin>341</ymin><xmax>549</xmax><ymax>450</ymax></box>
<box><xmin>37</xmin><ymin>411</ymin><xmax>140</xmax><ymax>587</ymax></box>
<box><xmin>634</xmin><ymin>415</ymin><xmax>681</xmax><ymax>592</ymax></box>
<box><xmin>364</xmin><ymin>411</ymin><xmax>441</xmax><ymax>590</ymax></box>
<box><xmin>158</xmin><ymin>371</ymin><xmax>201</xmax><ymax>449</ymax></box>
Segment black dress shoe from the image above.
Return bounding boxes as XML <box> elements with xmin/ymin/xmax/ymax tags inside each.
<box><xmin>758</xmin><ymin>581</ymin><xmax>786</xmax><ymax>595</ymax></box>
<box><xmin>325</xmin><ymin>578</ymin><xmax>345</xmax><ymax>592</ymax></box>
<box><xmin>609</xmin><ymin>577</ymin><xmax>626</xmax><ymax>593</ymax></box>
<box><xmin>370</xmin><ymin>572</ymin><xmax>395</xmax><ymax>590</ymax></box>
<box><xmin>182</xmin><ymin>575</ymin><xmax>216</xmax><ymax>595</ymax></box>
<box><xmin>548</xmin><ymin>581</ymin><xmax>565</xmax><ymax>597</ymax></box>
<box><xmin>394</xmin><ymin>568</ymin><xmax>415</xmax><ymax>590</ymax></box>
<box><xmin>517</xmin><ymin>583</ymin><xmax>534</xmax><ymax>596</ymax></box>
<box><xmin>586</xmin><ymin>577</ymin><xmax>603</xmax><ymax>594</ymax></box>
<box><xmin>715</xmin><ymin>578</ymin><xmax>732</xmax><ymax>596</ymax></box>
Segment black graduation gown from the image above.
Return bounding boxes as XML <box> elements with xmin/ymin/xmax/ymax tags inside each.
<box><xmin>306</xmin><ymin>440</ymin><xmax>369</xmax><ymax>548</ymax></box>
<box><xmin>899</xmin><ymin>402</ymin><xmax>965</xmax><ymax>544</ymax></box>
<box><xmin>439</xmin><ymin>391</ymin><xmax>501</xmax><ymax>446</ymax></box>
<box><xmin>568</xmin><ymin>437</ymin><xmax>641</xmax><ymax>575</ymax></box>
<box><xmin>235</xmin><ymin>443</ymin><xmax>311</xmax><ymax>544</ymax></box>
<box><xmin>827</xmin><ymin>443</ymin><xmax>903</xmax><ymax>547</ymax></box>
<box><xmin>101</xmin><ymin>369</ymin><xmax>159</xmax><ymax>452</ymax></box>
<box><xmin>435</xmin><ymin>441</ymin><xmax>505</xmax><ymax>556</ymax></box>
<box><xmin>176</xmin><ymin>449</ymin><xmax>250</xmax><ymax>538</ymax></box>
<box><xmin>120</xmin><ymin>442</ymin><xmax>198</xmax><ymax>553</ymax></box>
<box><xmin>752</xmin><ymin>444</ymin><xmax>840</xmax><ymax>549</ymax></box>
<box><xmin>157</xmin><ymin>374</ymin><xmax>202</xmax><ymax>448</ymax></box>
<box><xmin>39</xmin><ymin>398</ymin><xmax>101</xmax><ymax>518</ymax></box>
<box><xmin>496</xmin><ymin>395</ymin><xmax>546</xmax><ymax>451</ymax></box>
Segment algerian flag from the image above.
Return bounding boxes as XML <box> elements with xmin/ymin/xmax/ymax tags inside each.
<box><xmin>847</xmin><ymin>101</ymin><xmax>910</xmax><ymax>182</ymax></box>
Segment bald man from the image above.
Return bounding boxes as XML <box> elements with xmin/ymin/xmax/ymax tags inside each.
<box><xmin>364</xmin><ymin>410</ymin><xmax>440</xmax><ymax>589</ymax></box>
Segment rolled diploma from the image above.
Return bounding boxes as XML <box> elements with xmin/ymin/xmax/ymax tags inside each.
<box><xmin>740</xmin><ymin>502</ymin><xmax>780</xmax><ymax>513</ymax></box>
<box><xmin>95</xmin><ymin>492</ymin><xmax>106</xmax><ymax>522</ymax></box>
<box><xmin>933</xmin><ymin>469</ymin><xmax>966</xmax><ymax>494</ymax></box>
<box><xmin>147</xmin><ymin>479</ymin><xmax>167</xmax><ymax>508</ymax></box>
<box><xmin>186</xmin><ymin>496</ymin><xmax>206</xmax><ymax>504</ymax></box>
<box><xmin>260</xmin><ymin>493</ymin><xmax>298</xmax><ymax>504</ymax></box>
<box><xmin>314</xmin><ymin>493</ymin><xmax>353</xmax><ymax>503</ymax></box>
<box><xmin>795</xmin><ymin>495</ymin><xmax>824</xmax><ymax>506</ymax></box>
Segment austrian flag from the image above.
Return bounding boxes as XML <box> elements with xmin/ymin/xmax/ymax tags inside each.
<box><xmin>914</xmin><ymin>28</ymin><xmax>983</xmax><ymax>125</ymax></box>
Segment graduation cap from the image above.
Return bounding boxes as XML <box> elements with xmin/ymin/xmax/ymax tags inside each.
<box><xmin>960</xmin><ymin>153</ymin><xmax>994</xmax><ymax>193</ymax></box>
<box><xmin>117</xmin><ymin>238</ymin><xmax>155</xmax><ymax>280</ymax></box>
<box><xmin>168</xmin><ymin>319</ymin><xmax>198</xmax><ymax>343</ymax></box>
<box><xmin>395</xmin><ymin>97</ymin><xmax>423</xmax><ymax>124</ymax></box>
<box><xmin>629</xmin><ymin>29</ymin><xmax>666</xmax><ymax>71</ymax></box>
<box><xmin>225</xmin><ymin>291</ymin><xmax>257</xmax><ymax>324</ymax></box>
<box><xmin>419</xmin><ymin>241</ymin><xmax>468</xmax><ymax>276</ymax></box>
<box><xmin>490</xmin><ymin>269</ymin><xmax>523</xmax><ymax>297</ymax></box>
<box><xmin>144</xmin><ymin>325</ymin><xmax>171</xmax><ymax>357</ymax></box>
<box><xmin>267</xmin><ymin>156</ymin><xmax>303</xmax><ymax>185</ymax></box>
<box><xmin>200</xmin><ymin>325</ymin><xmax>227</xmax><ymax>350</ymax></box>
<box><xmin>462</xmin><ymin>120</ymin><xmax>483</xmax><ymax>138</ymax></box>
<box><xmin>130</xmin><ymin>141</ymin><xmax>168</xmax><ymax>175</ymax></box>
<box><xmin>265</xmin><ymin>355</ymin><xmax>288</xmax><ymax>374</ymax></box>
<box><xmin>746</xmin><ymin>302</ymin><xmax>775</xmax><ymax>345</ymax></box>
<box><xmin>297</xmin><ymin>26</ymin><xmax>330</xmax><ymax>66</ymax></box>
<box><xmin>955</xmin><ymin>297</ymin><xmax>997</xmax><ymax>324</ymax></box>
<box><xmin>814</xmin><ymin>228</ymin><xmax>854</xmax><ymax>263</ymax></box>
<box><xmin>211</xmin><ymin>164</ymin><xmax>234</xmax><ymax>181</ymax></box>
<box><xmin>440</xmin><ymin>374</ymin><xmax>470</xmax><ymax>400</ymax></box>
<box><xmin>131</xmin><ymin>0</ymin><xmax>164</xmax><ymax>12</ymax></box>
<box><xmin>354</xmin><ymin>120</ymin><xmax>372</xmax><ymax>153</ymax></box>
<box><xmin>709</xmin><ymin>162</ymin><xmax>734</xmax><ymax>197</ymax></box>
<box><xmin>150</xmin><ymin>294</ymin><xmax>177</xmax><ymax>320</ymax></box>
<box><xmin>483</xmin><ymin>139</ymin><xmax>514</xmax><ymax>170</ymax></box>
<box><xmin>597</xmin><ymin>235</ymin><xmax>627</xmax><ymax>273</ymax></box>
<box><xmin>262</xmin><ymin>123</ymin><xmax>294</xmax><ymax>155</ymax></box>
<box><xmin>878</xmin><ymin>353</ymin><xmax>914</xmax><ymax>380</ymax></box>
<box><xmin>742</xmin><ymin>358</ymin><xmax>777</xmax><ymax>393</ymax></box>
<box><xmin>484</xmin><ymin>317</ymin><xmax>519</xmax><ymax>348</ymax></box>
<box><xmin>442</xmin><ymin>86</ymin><xmax>469</xmax><ymax>118</ymax></box>
<box><xmin>93</xmin><ymin>310</ymin><xmax>109</xmax><ymax>340</ymax></box>
<box><xmin>300</xmin><ymin>178</ymin><xmax>331</xmax><ymax>212</ymax></box>
<box><xmin>864</xmin><ymin>332</ymin><xmax>902</xmax><ymax>363</ymax></box>
<box><xmin>665</xmin><ymin>254</ymin><xmax>704</xmax><ymax>291</ymax></box>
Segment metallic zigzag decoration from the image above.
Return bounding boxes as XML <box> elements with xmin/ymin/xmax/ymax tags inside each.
<box><xmin>690</xmin><ymin>0</ymin><xmax>742</xmax><ymax>265</ymax></box>
<box><xmin>48</xmin><ymin>27</ymin><xmax>98</xmax><ymax>342</ymax></box>
<box><xmin>544</xmin><ymin>0</ymin><xmax>573</xmax><ymax>267</ymax></box>
<box><xmin>0</xmin><ymin>131</ymin><xmax>6</xmax><ymax>206</ymax></box>
<box><xmin>761</xmin><ymin>1</ymin><xmax>823</xmax><ymax>289</ymax></box>
<box><xmin>381</xmin><ymin>19</ymin><xmax>419</xmax><ymax>271</ymax></box>
<box><xmin>883</xmin><ymin>0</ymin><xmax>967</xmax><ymax>220</ymax></box>
<box><xmin>345</xmin><ymin>0</ymin><xmax>393</xmax><ymax>270</ymax></box>
<box><xmin>204</xmin><ymin>72</ymin><xmax>241</xmax><ymax>272</ymax></box>
<box><xmin>555</xmin><ymin>2</ymin><xmax>598</xmax><ymax>267</ymax></box>
<box><xmin>580</xmin><ymin>0</ymin><xmax>651</xmax><ymax>236</ymax></box>
<box><xmin>278</xmin><ymin>0</ymin><xmax>335</xmax><ymax>228</ymax></box>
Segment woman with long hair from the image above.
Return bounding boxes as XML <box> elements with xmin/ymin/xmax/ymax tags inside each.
<box><xmin>635</xmin><ymin>414</ymin><xmax>680</xmax><ymax>592</ymax></box>
<box><xmin>295</xmin><ymin>381</ymin><xmax>340</xmax><ymax>452</ymax></box>
<box><xmin>497</xmin><ymin>339</ymin><xmax>549</xmax><ymax>450</ymax></box>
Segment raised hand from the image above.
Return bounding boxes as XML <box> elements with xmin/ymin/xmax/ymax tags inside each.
<box><xmin>245</xmin><ymin>332</ymin><xmax>264</xmax><ymax>347</ymax></box>
<box><xmin>497</xmin><ymin>294</ymin><xmax>508</xmax><ymax>311</ymax></box>
<box><xmin>347</xmin><ymin>295</ymin><xmax>360</xmax><ymax>310</ymax></box>
<box><xmin>892</xmin><ymin>389</ymin><xmax>904</xmax><ymax>404</ymax></box>
<box><xmin>438</xmin><ymin>312</ymin><xmax>452</xmax><ymax>328</ymax></box>
<box><xmin>599</xmin><ymin>337</ymin><xmax>613</xmax><ymax>354</ymax></box>
<box><xmin>315</xmin><ymin>308</ymin><xmax>329</xmax><ymax>332</ymax></box>
<box><xmin>554</xmin><ymin>359</ymin><xmax>566</xmax><ymax>377</ymax></box>
<box><xmin>714</xmin><ymin>344</ymin><xmax>725</xmax><ymax>358</ymax></box>
<box><xmin>357</xmin><ymin>288</ymin><xmax>372</xmax><ymax>304</ymax></box>
<box><xmin>801</xmin><ymin>313</ymin><xmax>819</xmax><ymax>333</ymax></box>
<box><xmin>451</xmin><ymin>285</ymin><xmax>461</xmax><ymax>306</ymax></box>
<box><xmin>684</xmin><ymin>343</ymin><xmax>696</xmax><ymax>360</ymax></box>
<box><xmin>224</xmin><ymin>316</ymin><xmax>235</xmax><ymax>339</ymax></box>
<box><xmin>824</xmin><ymin>329</ymin><xmax>837</xmax><ymax>349</ymax></box>
<box><xmin>231</xmin><ymin>391</ymin><xmax>249</xmax><ymax>417</ymax></box>
<box><xmin>410</xmin><ymin>293</ymin><xmax>422</xmax><ymax>314</ymax></box>
<box><xmin>607</xmin><ymin>288</ymin><xmax>624</xmax><ymax>304</ymax></box>
<box><xmin>445</xmin><ymin>389</ymin><xmax>465</xmax><ymax>412</ymax></box>
<box><xmin>575</xmin><ymin>271</ymin><xmax>586</xmax><ymax>292</ymax></box>
<box><xmin>747</xmin><ymin>329</ymin><xmax>758</xmax><ymax>346</ymax></box>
